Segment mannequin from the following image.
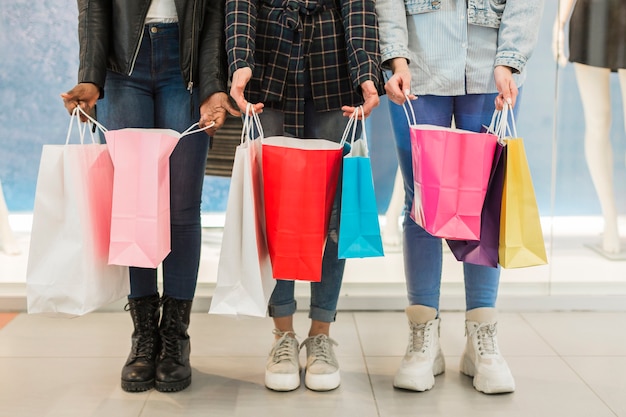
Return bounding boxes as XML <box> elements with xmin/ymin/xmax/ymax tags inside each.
<box><xmin>0</xmin><ymin>179</ymin><xmax>20</xmax><ymax>255</ymax></box>
<box><xmin>554</xmin><ymin>0</ymin><xmax>626</xmax><ymax>254</ymax></box>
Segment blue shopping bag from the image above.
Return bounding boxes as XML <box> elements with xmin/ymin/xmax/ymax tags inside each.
<box><xmin>338</xmin><ymin>108</ymin><xmax>384</xmax><ymax>259</ymax></box>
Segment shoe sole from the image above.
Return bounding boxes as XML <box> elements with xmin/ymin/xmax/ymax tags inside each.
<box><xmin>155</xmin><ymin>376</ymin><xmax>191</xmax><ymax>392</ymax></box>
<box><xmin>121</xmin><ymin>379</ymin><xmax>155</xmax><ymax>392</ymax></box>
<box><xmin>265</xmin><ymin>372</ymin><xmax>301</xmax><ymax>391</ymax></box>
<box><xmin>393</xmin><ymin>355</ymin><xmax>445</xmax><ymax>392</ymax></box>
<box><xmin>304</xmin><ymin>370</ymin><xmax>340</xmax><ymax>392</ymax></box>
<box><xmin>460</xmin><ymin>355</ymin><xmax>515</xmax><ymax>394</ymax></box>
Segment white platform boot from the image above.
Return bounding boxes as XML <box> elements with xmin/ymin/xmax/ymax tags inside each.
<box><xmin>460</xmin><ymin>307</ymin><xmax>515</xmax><ymax>394</ymax></box>
<box><xmin>393</xmin><ymin>305</ymin><xmax>445</xmax><ymax>391</ymax></box>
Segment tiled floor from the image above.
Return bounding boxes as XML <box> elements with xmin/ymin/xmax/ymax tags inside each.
<box><xmin>0</xmin><ymin>310</ymin><xmax>625</xmax><ymax>417</ymax></box>
<box><xmin>2</xmin><ymin>215</ymin><xmax>626</xmax><ymax>416</ymax></box>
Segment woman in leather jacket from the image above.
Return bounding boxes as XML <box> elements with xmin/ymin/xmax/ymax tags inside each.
<box><xmin>61</xmin><ymin>0</ymin><xmax>237</xmax><ymax>393</ymax></box>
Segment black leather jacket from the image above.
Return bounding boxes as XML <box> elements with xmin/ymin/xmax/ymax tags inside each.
<box><xmin>77</xmin><ymin>0</ymin><xmax>227</xmax><ymax>101</ymax></box>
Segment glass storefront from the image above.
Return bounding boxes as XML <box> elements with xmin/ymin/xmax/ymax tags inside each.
<box><xmin>1</xmin><ymin>1</ymin><xmax>625</xmax><ymax>303</ymax></box>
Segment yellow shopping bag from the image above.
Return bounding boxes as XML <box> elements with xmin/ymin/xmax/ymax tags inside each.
<box><xmin>498</xmin><ymin>137</ymin><xmax>548</xmax><ymax>268</ymax></box>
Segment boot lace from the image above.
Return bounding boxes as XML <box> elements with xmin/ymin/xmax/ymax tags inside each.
<box><xmin>124</xmin><ymin>300</ymin><xmax>158</xmax><ymax>359</ymax></box>
<box><xmin>475</xmin><ymin>323</ymin><xmax>499</xmax><ymax>356</ymax></box>
<box><xmin>160</xmin><ymin>302</ymin><xmax>183</xmax><ymax>359</ymax></box>
<box><xmin>408</xmin><ymin>322</ymin><xmax>430</xmax><ymax>353</ymax></box>
<box><xmin>271</xmin><ymin>329</ymin><xmax>299</xmax><ymax>363</ymax></box>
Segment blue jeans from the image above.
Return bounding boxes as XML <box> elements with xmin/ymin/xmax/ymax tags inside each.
<box><xmin>260</xmin><ymin>99</ymin><xmax>357</xmax><ymax>323</ymax></box>
<box><xmin>98</xmin><ymin>24</ymin><xmax>209</xmax><ymax>301</ymax></box>
<box><xmin>388</xmin><ymin>94</ymin><xmax>521</xmax><ymax>312</ymax></box>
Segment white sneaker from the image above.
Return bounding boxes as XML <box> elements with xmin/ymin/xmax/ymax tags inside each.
<box><xmin>394</xmin><ymin>305</ymin><xmax>445</xmax><ymax>391</ymax></box>
<box><xmin>460</xmin><ymin>308</ymin><xmax>515</xmax><ymax>394</ymax></box>
<box><xmin>301</xmin><ymin>334</ymin><xmax>340</xmax><ymax>391</ymax></box>
<box><xmin>265</xmin><ymin>330</ymin><xmax>301</xmax><ymax>391</ymax></box>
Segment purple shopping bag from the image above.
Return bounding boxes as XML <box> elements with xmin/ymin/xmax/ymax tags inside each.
<box><xmin>446</xmin><ymin>131</ymin><xmax>506</xmax><ymax>267</ymax></box>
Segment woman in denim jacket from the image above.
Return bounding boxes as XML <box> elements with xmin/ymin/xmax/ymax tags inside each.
<box><xmin>376</xmin><ymin>0</ymin><xmax>543</xmax><ymax>394</ymax></box>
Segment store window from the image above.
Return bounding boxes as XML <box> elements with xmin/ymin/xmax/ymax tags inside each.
<box><xmin>0</xmin><ymin>1</ymin><xmax>625</xmax><ymax>299</ymax></box>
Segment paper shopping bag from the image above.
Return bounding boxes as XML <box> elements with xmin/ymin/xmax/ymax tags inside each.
<box><xmin>27</xmin><ymin>110</ymin><xmax>129</xmax><ymax>316</ymax></box>
<box><xmin>105</xmin><ymin>128</ymin><xmax>181</xmax><ymax>268</ymax></box>
<box><xmin>446</xmin><ymin>116</ymin><xmax>507</xmax><ymax>268</ymax></box>
<box><xmin>447</xmin><ymin>143</ymin><xmax>505</xmax><ymax>267</ymax></box>
<box><xmin>338</xmin><ymin>108</ymin><xmax>384</xmax><ymax>259</ymax></box>
<box><xmin>209</xmin><ymin>111</ymin><xmax>275</xmax><ymax>318</ymax></box>
<box><xmin>410</xmin><ymin>124</ymin><xmax>498</xmax><ymax>240</ymax></box>
<box><xmin>262</xmin><ymin>136</ymin><xmax>343</xmax><ymax>282</ymax></box>
<box><xmin>498</xmin><ymin>137</ymin><xmax>548</xmax><ymax>268</ymax></box>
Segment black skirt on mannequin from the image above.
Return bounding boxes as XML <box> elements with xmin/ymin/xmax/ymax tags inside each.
<box><xmin>569</xmin><ymin>0</ymin><xmax>626</xmax><ymax>71</ymax></box>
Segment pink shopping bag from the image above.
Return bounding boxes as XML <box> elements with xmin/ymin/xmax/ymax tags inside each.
<box><xmin>405</xmin><ymin>103</ymin><xmax>498</xmax><ymax>240</ymax></box>
<box><xmin>105</xmin><ymin>124</ymin><xmax>209</xmax><ymax>268</ymax></box>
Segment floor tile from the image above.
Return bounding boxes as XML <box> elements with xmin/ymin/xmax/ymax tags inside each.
<box><xmin>139</xmin><ymin>356</ymin><xmax>377</xmax><ymax>417</ymax></box>
<box><xmin>366</xmin><ymin>356</ymin><xmax>617</xmax><ymax>417</ymax></box>
<box><xmin>564</xmin><ymin>356</ymin><xmax>626</xmax><ymax>416</ymax></box>
<box><xmin>522</xmin><ymin>312</ymin><xmax>626</xmax><ymax>356</ymax></box>
<box><xmin>0</xmin><ymin>357</ymin><xmax>148</xmax><ymax>417</ymax></box>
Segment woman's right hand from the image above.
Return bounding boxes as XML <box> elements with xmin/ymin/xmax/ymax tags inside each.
<box><xmin>230</xmin><ymin>67</ymin><xmax>264</xmax><ymax>115</ymax></box>
<box><xmin>60</xmin><ymin>82</ymin><xmax>100</xmax><ymax>121</ymax></box>
<box><xmin>385</xmin><ymin>58</ymin><xmax>416</xmax><ymax>105</ymax></box>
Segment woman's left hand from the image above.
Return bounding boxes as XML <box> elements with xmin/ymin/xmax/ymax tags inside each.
<box><xmin>494</xmin><ymin>65</ymin><xmax>518</xmax><ymax>110</ymax></box>
<box><xmin>342</xmin><ymin>80</ymin><xmax>380</xmax><ymax>119</ymax></box>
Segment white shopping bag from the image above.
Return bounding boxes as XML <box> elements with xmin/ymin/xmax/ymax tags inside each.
<box><xmin>209</xmin><ymin>110</ymin><xmax>275</xmax><ymax>318</ymax></box>
<box><xmin>26</xmin><ymin>108</ymin><xmax>129</xmax><ymax>316</ymax></box>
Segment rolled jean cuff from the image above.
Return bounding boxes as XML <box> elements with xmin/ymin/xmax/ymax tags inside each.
<box><xmin>268</xmin><ymin>300</ymin><xmax>297</xmax><ymax>318</ymax></box>
<box><xmin>309</xmin><ymin>306</ymin><xmax>337</xmax><ymax>323</ymax></box>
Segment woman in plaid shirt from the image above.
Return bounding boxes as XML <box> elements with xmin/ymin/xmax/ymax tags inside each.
<box><xmin>225</xmin><ymin>0</ymin><xmax>382</xmax><ymax>392</ymax></box>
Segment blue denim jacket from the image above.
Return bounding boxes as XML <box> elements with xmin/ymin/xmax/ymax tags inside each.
<box><xmin>400</xmin><ymin>0</ymin><xmax>532</xmax><ymax>29</ymax></box>
<box><xmin>376</xmin><ymin>0</ymin><xmax>544</xmax><ymax>95</ymax></box>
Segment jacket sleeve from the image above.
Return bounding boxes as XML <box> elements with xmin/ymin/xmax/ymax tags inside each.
<box><xmin>496</xmin><ymin>0</ymin><xmax>545</xmax><ymax>73</ymax></box>
<box><xmin>340</xmin><ymin>0</ymin><xmax>383</xmax><ymax>93</ymax></box>
<box><xmin>76</xmin><ymin>0</ymin><xmax>111</xmax><ymax>96</ymax></box>
<box><xmin>375</xmin><ymin>0</ymin><xmax>411</xmax><ymax>68</ymax></box>
<box><xmin>225</xmin><ymin>0</ymin><xmax>257</xmax><ymax>78</ymax></box>
<box><xmin>198</xmin><ymin>0</ymin><xmax>229</xmax><ymax>101</ymax></box>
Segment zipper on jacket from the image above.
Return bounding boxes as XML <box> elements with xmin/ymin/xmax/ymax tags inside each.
<box><xmin>188</xmin><ymin>0</ymin><xmax>198</xmax><ymax>120</ymax></box>
<box><xmin>128</xmin><ymin>27</ymin><xmax>145</xmax><ymax>76</ymax></box>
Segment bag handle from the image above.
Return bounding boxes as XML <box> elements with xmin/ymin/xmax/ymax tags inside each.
<box><xmin>401</xmin><ymin>93</ymin><xmax>417</xmax><ymax>127</ymax></box>
<box><xmin>496</xmin><ymin>102</ymin><xmax>518</xmax><ymax>142</ymax></box>
<box><xmin>339</xmin><ymin>106</ymin><xmax>370</xmax><ymax>156</ymax></box>
<box><xmin>240</xmin><ymin>103</ymin><xmax>264</xmax><ymax>144</ymax></box>
<box><xmin>487</xmin><ymin>102</ymin><xmax>518</xmax><ymax>144</ymax></box>
<box><xmin>180</xmin><ymin>120</ymin><xmax>216</xmax><ymax>138</ymax></box>
<box><xmin>65</xmin><ymin>106</ymin><xmax>107</xmax><ymax>145</ymax></box>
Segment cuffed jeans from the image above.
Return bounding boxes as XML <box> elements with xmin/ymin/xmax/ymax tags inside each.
<box><xmin>98</xmin><ymin>23</ymin><xmax>209</xmax><ymax>301</ymax></box>
<box><xmin>388</xmin><ymin>93</ymin><xmax>521</xmax><ymax>311</ymax></box>
<box><xmin>260</xmin><ymin>99</ymin><xmax>357</xmax><ymax>323</ymax></box>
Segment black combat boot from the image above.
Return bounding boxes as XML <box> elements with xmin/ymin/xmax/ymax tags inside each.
<box><xmin>155</xmin><ymin>296</ymin><xmax>193</xmax><ymax>392</ymax></box>
<box><xmin>121</xmin><ymin>294</ymin><xmax>161</xmax><ymax>392</ymax></box>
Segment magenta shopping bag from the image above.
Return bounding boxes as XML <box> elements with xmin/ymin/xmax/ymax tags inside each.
<box><xmin>105</xmin><ymin>124</ymin><xmax>209</xmax><ymax>268</ymax></box>
<box><xmin>408</xmin><ymin>111</ymin><xmax>498</xmax><ymax>240</ymax></box>
<box><xmin>447</xmin><ymin>142</ymin><xmax>506</xmax><ymax>267</ymax></box>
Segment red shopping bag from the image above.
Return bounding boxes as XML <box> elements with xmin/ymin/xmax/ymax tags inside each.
<box><xmin>262</xmin><ymin>136</ymin><xmax>343</xmax><ymax>282</ymax></box>
<box><xmin>105</xmin><ymin>124</ymin><xmax>209</xmax><ymax>268</ymax></box>
<box><xmin>408</xmin><ymin>112</ymin><xmax>498</xmax><ymax>240</ymax></box>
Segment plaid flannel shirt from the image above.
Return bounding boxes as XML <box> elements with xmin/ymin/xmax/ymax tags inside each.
<box><xmin>226</xmin><ymin>0</ymin><xmax>382</xmax><ymax>137</ymax></box>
